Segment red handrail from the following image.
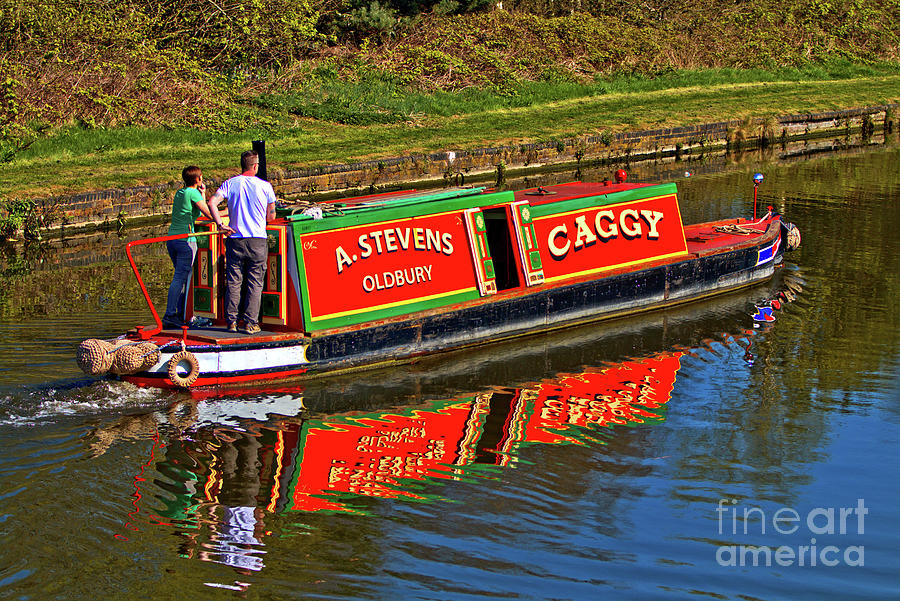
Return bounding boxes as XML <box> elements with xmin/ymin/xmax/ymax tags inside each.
<box><xmin>126</xmin><ymin>228</ymin><xmax>227</xmax><ymax>340</ymax></box>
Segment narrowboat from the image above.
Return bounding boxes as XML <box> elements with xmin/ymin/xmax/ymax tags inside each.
<box><xmin>76</xmin><ymin>170</ymin><xmax>801</xmax><ymax>389</ymax></box>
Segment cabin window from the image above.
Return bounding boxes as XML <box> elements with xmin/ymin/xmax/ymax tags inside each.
<box><xmin>482</xmin><ymin>207</ymin><xmax>521</xmax><ymax>291</ymax></box>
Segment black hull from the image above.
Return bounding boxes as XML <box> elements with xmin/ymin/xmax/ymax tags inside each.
<box><xmin>305</xmin><ymin>240</ymin><xmax>782</xmax><ymax>374</ymax></box>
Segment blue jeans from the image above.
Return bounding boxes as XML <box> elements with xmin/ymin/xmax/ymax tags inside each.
<box><xmin>163</xmin><ymin>238</ymin><xmax>197</xmax><ymax>325</ymax></box>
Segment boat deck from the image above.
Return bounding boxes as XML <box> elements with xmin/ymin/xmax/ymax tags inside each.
<box><xmin>684</xmin><ymin>219</ymin><xmax>773</xmax><ymax>256</ymax></box>
<box><xmin>137</xmin><ymin>324</ymin><xmax>309</xmax><ymax>346</ymax></box>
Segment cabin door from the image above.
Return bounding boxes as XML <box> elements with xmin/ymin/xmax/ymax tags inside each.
<box><xmin>510</xmin><ymin>201</ymin><xmax>545</xmax><ymax>286</ymax></box>
<box><xmin>462</xmin><ymin>209</ymin><xmax>498</xmax><ymax>296</ymax></box>
<box><xmin>259</xmin><ymin>225</ymin><xmax>288</xmax><ymax>326</ymax></box>
<box><xmin>464</xmin><ymin>205</ymin><xmax>535</xmax><ymax>294</ymax></box>
<box><xmin>191</xmin><ymin>222</ymin><xmax>221</xmax><ymax>320</ymax></box>
<box><xmin>481</xmin><ymin>207</ymin><xmax>522</xmax><ymax>291</ymax></box>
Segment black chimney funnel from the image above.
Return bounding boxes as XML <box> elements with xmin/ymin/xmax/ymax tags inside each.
<box><xmin>252</xmin><ymin>140</ymin><xmax>267</xmax><ymax>181</ymax></box>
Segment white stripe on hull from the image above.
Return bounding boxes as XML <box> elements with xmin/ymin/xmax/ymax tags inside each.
<box><xmin>145</xmin><ymin>343</ymin><xmax>309</xmax><ymax>376</ymax></box>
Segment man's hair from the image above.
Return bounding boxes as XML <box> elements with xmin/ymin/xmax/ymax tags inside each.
<box><xmin>182</xmin><ymin>165</ymin><xmax>202</xmax><ymax>186</ymax></box>
<box><xmin>240</xmin><ymin>150</ymin><xmax>259</xmax><ymax>172</ymax></box>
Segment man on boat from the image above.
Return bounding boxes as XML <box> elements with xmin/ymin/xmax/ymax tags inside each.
<box><xmin>208</xmin><ymin>150</ymin><xmax>277</xmax><ymax>335</ymax></box>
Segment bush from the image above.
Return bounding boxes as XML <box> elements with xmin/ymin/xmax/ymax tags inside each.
<box><xmin>0</xmin><ymin>0</ymin><xmax>899</xmax><ymax>143</ymax></box>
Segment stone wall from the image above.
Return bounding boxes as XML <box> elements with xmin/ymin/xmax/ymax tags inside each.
<box><xmin>276</xmin><ymin>107</ymin><xmax>893</xmax><ymax>199</ymax></box>
<box><xmin>30</xmin><ymin>105</ymin><xmax>898</xmax><ymax>234</ymax></box>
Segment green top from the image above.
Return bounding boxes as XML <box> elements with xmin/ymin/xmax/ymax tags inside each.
<box><xmin>168</xmin><ymin>186</ymin><xmax>203</xmax><ymax>239</ymax></box>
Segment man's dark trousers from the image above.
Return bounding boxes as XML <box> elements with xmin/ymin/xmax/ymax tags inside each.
<box><xmin>224</xmin><ymin>237</ymin><xmax>268</xmax><ymax>326</ymax></box>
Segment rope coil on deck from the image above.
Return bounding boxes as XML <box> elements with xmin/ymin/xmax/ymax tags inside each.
<box><xmin>713</xmin><ymin>224</ymin><xmax>763</xmax><ymax>235</ymax></box>
<box><xmin>288</xmin><ymin>201</ymin><xmax>345</xmax><ymax>219</ymax></box>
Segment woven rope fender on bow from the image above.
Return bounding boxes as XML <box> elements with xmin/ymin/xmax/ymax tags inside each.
<box><xmin>76</xmin><ymin>339</ymin><xmax>115</xmax><ymax>375</ymax></box>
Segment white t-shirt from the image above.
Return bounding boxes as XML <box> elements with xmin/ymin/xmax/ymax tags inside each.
<box><xmin>216</xmin><ymin>175</ymin><xmax>276</xmax><ymax>238</ymax></box>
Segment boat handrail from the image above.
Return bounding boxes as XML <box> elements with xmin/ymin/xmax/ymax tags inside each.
<box><xmin>126</xmin><ymin>229</ymin><xmax>228</xmax><ymax>340</ymax></box>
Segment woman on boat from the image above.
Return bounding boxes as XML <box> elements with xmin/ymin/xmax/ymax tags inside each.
<box><xmin>163</xmin><ymin>166</ymin><xmax>230</xmax><ymax>329</ymax></box>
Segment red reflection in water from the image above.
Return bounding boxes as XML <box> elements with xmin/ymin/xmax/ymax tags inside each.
<box><xmin>282</xmin><ymin>352</ymin><xmax>683</xmax><ymax>511</ymax></box>
<box><xmin>122</xmin><ymin>351</ymin><xmax>684</xmax><ymax>561</ymax></box>
<box><xmin>117</xmin><ymin>430</ymin><xmax>162</xmax><ymax>541</ymax></box>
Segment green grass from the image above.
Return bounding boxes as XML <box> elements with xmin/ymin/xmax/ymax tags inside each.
<box><xmin>592</xmin><ymin>61</ymin><xmax>900</xmax><ymax>93</ymax></box>
<box><xmin>5</xmin><ymin>63</ymin><xmax>900</xmax><ymax>199</ymax></box>
<box><xmin>250</xmin><ymin>60</ymin><xmax>900</xmax><ymax>121</ymax></box>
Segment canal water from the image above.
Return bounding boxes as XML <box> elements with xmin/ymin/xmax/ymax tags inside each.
<box><xmin>1</xmin><ymin>143</ymin><xmax>898</xmax><ymax>600</ymax></box>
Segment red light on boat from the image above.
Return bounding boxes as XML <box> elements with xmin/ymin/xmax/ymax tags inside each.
<box><xmin>615</xmin><ymin>169</ymin><xmax>627</xmax><ymax>183</ymax></box>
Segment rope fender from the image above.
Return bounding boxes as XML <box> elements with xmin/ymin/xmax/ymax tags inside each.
<box><xmin>167</xmin><ymin>350</ymin><xmax>200</xmax><ymax>388</ymax></box>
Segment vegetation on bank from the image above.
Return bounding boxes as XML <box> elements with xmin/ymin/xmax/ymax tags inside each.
<box><xmin>0</xmin><ymin>0</ymin><xmax>898</xmax><ymax>204</ymax></box>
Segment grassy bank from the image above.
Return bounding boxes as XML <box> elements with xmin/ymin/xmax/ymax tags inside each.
<box><xmin>4</xmin><ymin>66</ymin><xmax>900</xmax><ymax>199</ymax></box>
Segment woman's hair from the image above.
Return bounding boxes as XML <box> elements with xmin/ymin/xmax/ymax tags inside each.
<box><xmin>182</xmin><ymin>165</ymin><xmax>202</xmax><ymax>186</ymax></box>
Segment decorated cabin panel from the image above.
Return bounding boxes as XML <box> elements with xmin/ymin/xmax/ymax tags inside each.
<box><xmin>296</xmin><ymin>211</ymin><xmax>482</xmax><ymax>330</ymax></box>
<box><xmin>192</xmin><ymin>223</ymin><xmax>221</xmax><ymax>319</ymax></box>
<box><xmin>530</xmin><ymin>193</ymin><xmax>689</xmax><ymax>284</ymax></box>
<box><xmin>260</xmin><ymin>225</ymin><xmax>288</xmax><ymax>325</ymax></box>
<box><xmin>510</xmin><ymin>201</ymin><xmax>545</xmax><ymax>286</ymax></box>
<box><xmin>282</xmin><ymin>232</ymin><xmax>305</xmax><ymax>331</ymax></box>
<box><xmin>462</xmin><ymin>209</ymin><xmax>497</xmax><ymax>296</ymax></box>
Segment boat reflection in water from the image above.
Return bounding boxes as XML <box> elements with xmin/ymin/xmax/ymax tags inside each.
<box><xmin>281</xmin><ymin>351</ymin><xmax>682</xmax><ymax>512</ymax></box>
<box><xmin>112</xmin><ymin>350</ymin><xmax>682</xmax><ymax>574</ymax></box>
<box><xmin>97</xmin><ymin>270</ymin><xmax>800</xmax><ymax>578</ymax></box>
